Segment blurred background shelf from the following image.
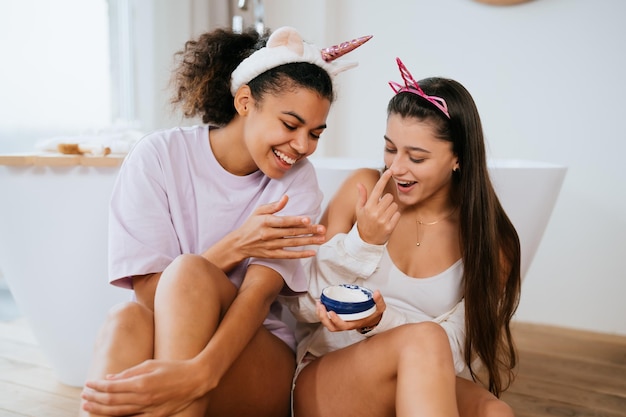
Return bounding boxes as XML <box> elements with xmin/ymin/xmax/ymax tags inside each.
<box><xmin>0</xmin><ymin>153</ymin><xmax>125</xmax><ymax>167</ymax></box>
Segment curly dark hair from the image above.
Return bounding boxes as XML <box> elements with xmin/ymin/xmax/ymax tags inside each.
<box><xmin>171</xmin><ymin>27</ymin><xmax>334</xmax><ymax>126</ymax></box>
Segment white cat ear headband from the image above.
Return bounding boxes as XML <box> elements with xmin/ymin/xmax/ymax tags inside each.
<box><xmin>230</xmin><ymin>26</ymin><xmax>372</xmax><ymax>96</ymax></box>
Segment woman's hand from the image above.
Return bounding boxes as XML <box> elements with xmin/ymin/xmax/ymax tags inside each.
<box><xmin>81</xmin><ymin>358</ymin><xmax>207</xmax><ymax>416</ymax></box>
<box><xmin>204</xmin><ymin>195</ymin><xmax>326</xmax><ymax>271</ymax></box>
<box><xmin>355</xmin><ymin>169</ymin><xmax>400</xmax><ymax>245</ymax></box>
<box><xmin>316</xmin><ymin>290</ymin><xmax>386</xmax><ymax>333</ymax></box>
<box><xmin>236</xmin><ymin>194</ymin><xmax>326</xmax><ymax>259</ymax></box>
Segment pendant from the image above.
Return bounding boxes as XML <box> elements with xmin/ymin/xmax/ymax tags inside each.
<box><xmin>416</xmin><ymin>242</ymin><xmax>421</xmax><ymax>246</ymax></box>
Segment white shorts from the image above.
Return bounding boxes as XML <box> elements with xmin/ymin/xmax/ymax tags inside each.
<box><xmin>290</xmin><ymin>352</ymin><xmax>319</xmax><ymax>416</ymax></box>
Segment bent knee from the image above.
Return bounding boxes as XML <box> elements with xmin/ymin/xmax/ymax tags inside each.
<box><xmin>93</xmin><ymin>302</ymin><xmax>153</xmax><ymax>351</ymax></box>
<box><xmin>102</xmin><ymin>302</ymin><xmax>153</xmax><ymax>337</ymax></box>
<box><xmin>480</xmin><ymin>398</ymin><xmax>515</xmax><ymax>417</ymax></box>
<box><xmin>171</xmin><ymin>253</ymin><xmax>207</xmax><ymax>266</ymax></box>
<box><xmin>164</xmin><ymin>254</ymin><xmax>224</xmax><ymax>287</ymax></box>
<box><xmin>387</xmin><ymin>322</ymin><xmax>453</xmax><ymax>365</ymax></box>
<box><xmin>396</xmin><ymin>322</ymin><xmax>450</xmax><ymax>349</ymax></box>
<box><xmin>160</xmin><ymin>254</ymin><xmax>236</xmax><ymax>307</ymax></box>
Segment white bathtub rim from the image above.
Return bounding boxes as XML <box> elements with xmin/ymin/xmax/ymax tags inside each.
<box><xmin>309</xmin><ymin>156</ymin><xmax>567</xmax><ymax>170</ymax></box>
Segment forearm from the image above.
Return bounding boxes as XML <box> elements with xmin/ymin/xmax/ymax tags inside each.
<box><xmin>194</xmin><ymin>265</ymin><xmax>283</xmax><ymax>391</ymax></box>
<box><xmin>201</xmin><ymin>231</ymin><xmax>245</xmax><ymax>273</ymax></box>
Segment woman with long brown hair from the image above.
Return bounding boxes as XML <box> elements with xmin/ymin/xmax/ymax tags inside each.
<box><xmin>286</xmin><ymin>57</ymin><xmax>521</xmax><ymax>416</ymax></box>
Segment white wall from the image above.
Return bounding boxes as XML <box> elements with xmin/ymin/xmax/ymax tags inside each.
<box><xmin>130</xmin><ymin>0</ymin><xmax>230</xmax><ymax>131</ymax></box>
<box><xmin>4</xmin><ymin>0</ymin><xmax>622</xmax><ymax>336</ymax></box>
<box><xmin>263</xmin><ymin>0</ymin><xmax>626</xmax><ymax>335</ymax></box>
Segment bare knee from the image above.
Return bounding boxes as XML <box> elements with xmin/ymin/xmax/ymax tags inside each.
<box><xmin>461</xmin><ymin>390</ymin><xmax>514</xmax><ymax>417</ymax></box>
<box><xmin>87</xmin><ymin>302</ymin><xmax>154</xmax><ymax>381</ymax></box>
<box><xmin>107</xmin><ymin>301</ymin><xmax>153</xmax><ymax>329</ymax></box>
<box><xmin>163</xmin><ymin>254</ymin><xmax>230</xmax><ymax>291</ymax></box>
<box><xmin>159</xmin><ymin>254</ymin><xmax>236</xmax><ymax>309</ymax></box>
<box><xmin>457</xmin><ymin>377</ymin><xmax>514</xmax><ymax>417</ymax></box>
<box><xmin>168</xmin><ymin>253</ymin><xmax>219</xmax><ymax>275</ymax></box>
<box><xmin>390</xmin><ymin>322</ymin><xmax>455</xmax><ymax>373</ymax></box>
<box><xmin>95</xmin><ymin>302</ymin><xmax>153</xmax><ymax>350</ymax></box>
<box><xmin>479</xmin><ymin>398</ymin><xmax>515</xmax><ymax>417</ymax></box>
<box><xmin>396</xmin><ymin>322</ymin><xmax>451</xmax><ymax>353</ymax></box>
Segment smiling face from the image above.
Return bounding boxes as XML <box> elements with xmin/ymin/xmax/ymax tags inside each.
<box><xmin>239</xmin><ymin>86</ymin><xmax>331</xmax><ymax>179</ymax></box>
<box><xmin>384</xmin><ymin>113</ymin><xmax>459</xmax><ymax>209</ymax></box>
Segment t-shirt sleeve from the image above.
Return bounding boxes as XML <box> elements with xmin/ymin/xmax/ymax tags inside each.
<box><xmin>108</xmin><ymin>138</ymin><xmax>180</xmax><ymax>289</ymax></box>
<box><xmin>248</xmin><ymin>160</ymin><xmax>323</xmax><ymax>293</ymax></box>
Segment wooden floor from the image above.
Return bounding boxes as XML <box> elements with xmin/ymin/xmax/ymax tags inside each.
<box><xmin>502</xmin><ymin>322</ymin><xmax>626</xmax><ymax>417</ymax></box>
<box><xmin>0</xmin><ymin>317</ymin><xmax>625</xmax><ymax>417</ymax></box>
<box><xmin>0</xmin><ymin>317</ymin><xmax>82</xmax><ymax>416</ymax></box>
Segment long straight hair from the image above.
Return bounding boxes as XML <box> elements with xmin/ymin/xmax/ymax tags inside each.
<box><xmin>387</xmin><ymin>79</ymin><xmax>521</xmax><ymax>397</ymax></box>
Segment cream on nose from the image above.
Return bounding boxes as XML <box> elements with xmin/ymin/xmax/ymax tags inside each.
<box><xmin>388</xmin><ymin>158</ymin><xmax>405</xmax><ymax>175</ymax></box>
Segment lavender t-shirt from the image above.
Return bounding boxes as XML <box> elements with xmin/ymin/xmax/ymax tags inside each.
<box><xmin>108</xmin><ymin>125</ymin><xmax>322</xmax><ymax>349</ymax></box>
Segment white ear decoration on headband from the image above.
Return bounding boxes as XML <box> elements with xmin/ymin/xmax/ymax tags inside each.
<box><xmin>230</xmin><ymin>26</ymin><xmax>372</xmax><ymax>96</ymax></box>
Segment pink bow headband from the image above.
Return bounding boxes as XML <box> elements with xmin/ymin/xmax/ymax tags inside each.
<box><xmin>389</xmin><ymin>57</ymin><xmax>450</xmax><ymax>119</ymax></box>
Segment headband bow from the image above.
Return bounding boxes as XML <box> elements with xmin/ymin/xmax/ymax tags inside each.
<box><xmin>231</xmin><ymin>26</ymin><xmax>372</xmax><ymax>96</ymax></box>
<box><xmin>389</xmin><ymin>57</ymin><xmax>450</xmax><ymax>119</ymax></box>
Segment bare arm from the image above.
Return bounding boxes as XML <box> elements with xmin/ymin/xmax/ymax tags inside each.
<box><xmin>321</xmin><ymin>168</ymin><xmax>396</xmax><ymax>241</ymax></box>
<box><xmin>83</xmin><ymin>264</ymin><xmax>287</xmax><ymax>416</ymax></box>
<box><xmin>319</xmin><ymin>169</ymin><xmax>366</xmax><ymax>237</ymax></box>
<box><xmin>192</xmin><ymin>264</ymin><xmax>284</xmax><ymax>391</ymax></box>
<box><xmin>130</xmin><ymin>195</ymin><xmax>325</xmax><ymax>311</ymax></box>
<box><xmin>286</xmin><ymin>169</ymin><xmax>399</xmax><ymax>324</ymax></box>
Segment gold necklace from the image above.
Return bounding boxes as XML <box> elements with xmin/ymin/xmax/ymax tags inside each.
<box><xmin>415</xmin><ymin>208</ymin><xmax>456</xmax><ymax>247</ymax></box>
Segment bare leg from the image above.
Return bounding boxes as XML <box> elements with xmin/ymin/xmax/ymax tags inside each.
<box><xmin>152</xmin><ymin>254</ymin><xmax>294</xmax><ymax>417</ymax></box>
<box><xmin>152</xmin><ymin>254</ymin><xmax>237</xmax><ymax>361</ymax></box>
<box><xmin>79</xmin><ymin>302</ymin><xmax>155</xmax><ymax>417</ymax></box>
<box><xmin>293</xmin><ymin>321</ymin><xmax>459</xmax><ymax>417</ymax></box>
<box><xmin>456</xmin><ymin>377</ymin><xmax>515</xmax><ymax>417</ymax></box>
<box><xmin>203</xmin><ymin>326</ymin><xmax>295</xmax><ymax>417</ymax></box>
<box><xmin>81</xmin><ymin>254</ymin><xmax>294</xmax><ymax>417</ymax></box>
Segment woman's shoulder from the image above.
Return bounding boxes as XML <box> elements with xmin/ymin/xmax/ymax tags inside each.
<box><xmin>320</xmin><ymin>167</ymin><xmax>383</xmax><ymax>231</ymax></box>
<box><xmin>136</xmin><ymin>125</ymin><xmax>205</xmax><ymax>145</ymax></box>
<box><xmin>343</xmin><ymin>167</ymin><xmax>383</xmax><ymax>189</ymax></box>
<box><xmin>126</xmin><ymin>125</ymin><xmax>207</xmax><ymax>162</ymax></box>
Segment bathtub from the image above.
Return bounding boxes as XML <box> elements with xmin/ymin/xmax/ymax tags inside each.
<box><xmin>311</xmin><ymin>157</ymin><xmax>568</xmax><ymax>279</ymax></box>
<box><xmin>0</xmin><ymin>154</ymin><xmax>566</xmax><ymax>387</ymax></box>
<box><xmin>0</xmin><ymin>154</ymin><xmax>129</xmax><ymax>387</ymax></box>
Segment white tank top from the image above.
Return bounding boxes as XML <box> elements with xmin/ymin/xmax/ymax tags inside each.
<box><xmin>369</xmin><ymin>249</ymin><xmax>463</xmax><ymax>318</ymax></box>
